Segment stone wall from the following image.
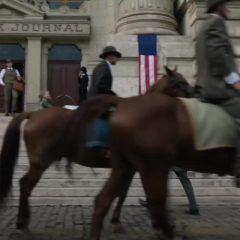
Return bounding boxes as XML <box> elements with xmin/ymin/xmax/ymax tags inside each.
<box><xmin>93</xmin><ymin>0</ymin><xmax>240</xmax><ymax>97</ymax></box>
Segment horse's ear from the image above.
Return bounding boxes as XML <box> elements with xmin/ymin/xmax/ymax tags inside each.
<box><xmin>164</xmin><ymin>66</ymin><xmax>173</xmax><ymax>76</ymax></box>
<box><xmin>174</xmin><ymin>65</ymin><xmax>178</xmax><ymax>72</ymax></box>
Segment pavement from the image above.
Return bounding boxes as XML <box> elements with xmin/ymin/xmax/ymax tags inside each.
<box><xmin>0</xmin><ymin>204</ymin><xmax>240</xmax><ymax>240</ymax></box>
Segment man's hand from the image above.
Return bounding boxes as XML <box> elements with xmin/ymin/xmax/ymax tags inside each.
<box><xmin>0</xmin><ymin>80</ymin><xmax>5</xmax><ymax>86</ymax></box>
<box><xmin>224</xmin><ymin>72</ymin><xmax>240</xmax><ymax>92</ymax></box>
<box><xmin>233</xmin><ymin>82</ymin><xmax>240</xmax><ymax>92</ymax></box>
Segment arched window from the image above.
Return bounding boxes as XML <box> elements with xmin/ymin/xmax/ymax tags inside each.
<box><xmin>47</xmin><ymin>0</ymin><xmax>84</xmax><ymax>9</ymax></box>
<box><xmin>48</xmin><ymin>44</ymin><xmax>81</xmax><ymax>61</ymax></box>
<box><xmin>0</xmin><ymin>44</ymin><xmax>25</xmax><ymax>61</ymax></box>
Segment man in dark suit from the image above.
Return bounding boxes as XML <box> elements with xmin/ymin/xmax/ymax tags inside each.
<box><xmin>195</xmin><ymin>0</ymin><xmax>240</xmax><ymax>185</ymax></box>
<box><xmin>78</xmin><ymin>66</ymin><xmax>89</xmax><ymax>102</ymax></box>
<box><xmin>88</xmin><ymin>46</ymin><xmax>122</xmax><ymax>97</ymax></box>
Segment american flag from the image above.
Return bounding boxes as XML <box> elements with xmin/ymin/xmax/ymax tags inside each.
<box><xmin>138</xmin><ymin>34</ymin><xmax>158</xmax><ymax>95</ymax></box>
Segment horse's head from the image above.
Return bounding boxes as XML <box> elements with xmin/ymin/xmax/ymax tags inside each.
<box><xmin>147</xmin><ymin>66</ymin><xmax>194</xmax><ymax>98</ymax></box>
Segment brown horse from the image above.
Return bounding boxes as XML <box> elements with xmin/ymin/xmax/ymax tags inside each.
<box><xmin>81</xmin><ymin>68</ymin><xmax>236</xmax><ymax>240</ymax></box>
<box><xmin>0</xmin><ymin>69</ymin><xmax>186</xmax><ymax>231</ymax></box>
<box><xmin>0</xmin><ymin>67</ymin><xmax>193</xmax><ymax>235</ymax></box>
<box><xmin>0</xmin><ymin>103</ymin><xmax>131</xmax><ymax>231</ymax></box>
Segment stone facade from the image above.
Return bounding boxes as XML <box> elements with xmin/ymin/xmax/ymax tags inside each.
<box><xmin>0</xmin><ymin>0</ymin><xmax>239</xmax><ymax>107</ymax></box>
<box><xmin>1</xmin><ymin>0</ymin><xmax>240</xmax><ymax>204</ymax></box>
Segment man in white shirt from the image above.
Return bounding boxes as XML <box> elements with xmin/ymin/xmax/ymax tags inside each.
<box><xmin>0</xmin><ymin>59</ymin><xmax>21</xmax><ymax>116</ymax></box>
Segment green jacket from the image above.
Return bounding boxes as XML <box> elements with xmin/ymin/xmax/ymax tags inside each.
<box><xmin>88</xmin><ymin>61</ymin><xmax>115</xmax><ymax>97</ymax></box>
<box><xmin>195</xmin><ymin>15</ymin><xmax>238</xmax><ymax>99</ymax></box>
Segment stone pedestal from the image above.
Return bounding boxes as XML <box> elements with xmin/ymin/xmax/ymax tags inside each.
<box><xmin>116</xmin><ymin>0</ymin><xmax>177</xmax><ymax>35</ymax></box>
<box><xmin>25</xmin><ymin>37</ymin><xmax>42</xmax><ymax>111</ymax></box>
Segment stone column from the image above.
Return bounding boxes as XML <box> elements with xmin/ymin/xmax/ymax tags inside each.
<box><xmin>25</xmin><ymin>37</ymin><xmax>42</xmax><ymax>111</ymax></box>
<box><xmin>116</xmin><ymin>0</ymin><xmax>178</xmax><ymax>35</ymax></box>
<box><xmin>41</xmin><ymin>42</ymin><xmax>53</xmax><ymax>92</ymax></box>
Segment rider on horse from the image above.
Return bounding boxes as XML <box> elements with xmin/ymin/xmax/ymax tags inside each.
<box><xmin>88</xmin><ymin>46</ymin><xmax>122</xmax><ymax>97</ymax></box>
<box><xmin>195</xmin><ymin>0</ymin><xmax>240</xmax><ymax>186</ymax></box>
<box><xmin>87</xmin><ymin>46</ymin><xmax>122</xmax><ymax>148</ymax></box>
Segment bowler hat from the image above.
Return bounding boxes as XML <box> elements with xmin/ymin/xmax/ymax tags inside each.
<box><xmin>6</xmin><ymin>59</ymin><xmax>12</xmax><ymax>63</ymax></box>
<box><xmin>81</xmin><ymin>66</ymin><xmax>87</xmax><ymax>74</ymax></box>
<box><xmin>206</xmin><ymin>0</ymin><xmax>230</xmax><ymax>13</ymax></box>
<box><xmin>99</xmin><ymin>46</ymin><xmax>122</xmax><ymax>59</ymax></box>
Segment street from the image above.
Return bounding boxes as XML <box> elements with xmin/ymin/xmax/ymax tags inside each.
<box><xmin>1</xmin><ymin>204</ymin><xmax>240</xmax><ymax>240</ymax></box>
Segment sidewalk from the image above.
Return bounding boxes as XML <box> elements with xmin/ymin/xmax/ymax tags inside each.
<box><xmin>1</xmin><ymin>204</ymin><xmax>240</xmax><ymax>240</ymax></box>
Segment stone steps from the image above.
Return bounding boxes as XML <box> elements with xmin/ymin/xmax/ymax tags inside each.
<box><xmin>0</xmin><ymin>116</ymin><xmax>240</xmax><ymax>206</ymax></box>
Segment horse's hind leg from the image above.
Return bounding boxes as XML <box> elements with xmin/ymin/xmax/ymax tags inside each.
<box><xmin>17</xmin><ymin>161</ymin><xmax>50</xmax><ymax>230</ymax></box>
<box><xmin>90</xmin><ymin>166</ymin><xmax>133</xmax><ymax>240</ymax></box>
<box><xmin>140</xmin><ymin>165</ymin><xmax>173</xmax><ymax>239</ymax></box>
<box><xmin>111</xmin><ymin>170</ymin><xmax>135</xmax><ymax>225</ymax></box>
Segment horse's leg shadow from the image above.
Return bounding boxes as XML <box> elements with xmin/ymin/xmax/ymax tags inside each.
<box><xmin>16</xmin><ymin>160</ymin><xmax>51</xmax><ymax>230</ymax></box>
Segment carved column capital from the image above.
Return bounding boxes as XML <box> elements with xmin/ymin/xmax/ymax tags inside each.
<box><xmin>116</xmin><ymin>0</ymin><xmax>178</xmax><ymax>35</ymax></box>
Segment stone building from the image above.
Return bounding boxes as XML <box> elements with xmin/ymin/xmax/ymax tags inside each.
<box><xmin>0</xmin><ymin>0</ymin><xmax>239</xmax><ymax>111</ymax></box>
<box><xmin>0</xmin><ymin>0</ymin><xmax>240</xmax><ymax>205</ymax></box>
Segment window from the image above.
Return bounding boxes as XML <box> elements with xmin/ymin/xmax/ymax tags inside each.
<box><xmin>47</xmin><ymin>0</ymin><xmax>84</xmax><ymax>10</ymax></box>
<box><xmin>0</xmin><ymin>44</ymin><xmax>25</xmax><ymax>61</ymax></box>
<box><xmin>48</xmin><ymin>44</ymin><xmax>81</xmax><ymax>61</ymax></box>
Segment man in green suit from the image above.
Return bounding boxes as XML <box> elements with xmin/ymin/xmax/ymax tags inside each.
<box><xmin>88</xmin><ymin>46</ymin><xmax>122</xmax><ymax>97</ymax></box>
<box><xmin>195</xmin><ymin>0</ymin><xmax>240</xmax><ymax>185</ymax></box>
<box><xmin>0</xmin><ymin>59</ymin><xmax>22</xmax><ymax>116</ymax></box>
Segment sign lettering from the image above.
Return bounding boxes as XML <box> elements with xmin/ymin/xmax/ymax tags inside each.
<box><xmin>0</xmin><ymin>22</ymin><xmax>89</xmax><ymax>36</ymax></box>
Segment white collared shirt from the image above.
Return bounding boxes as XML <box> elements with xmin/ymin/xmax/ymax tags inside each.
<box><xmin>105</xmin><ymin>60</ymin><xmax>112</xmax><ymax>74</ymax></box>
<box><xmin>0</xmin><ymin>68</ymin><xmax>21</xmax><ymax>86</ymax></box>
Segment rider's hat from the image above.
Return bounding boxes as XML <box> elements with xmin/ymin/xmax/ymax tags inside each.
<box><xmin>99</xmin><ymin>46</ymin><xmax>122</xmax><ymax>59</ymax></box>
<box><xmin>206</xmin><ymin>0</ymin><xmax>230</xmax><ymax>13</ymax></box>
<box><xmin>6</xmin><ymin>59</ymin><xmax>12</xmax><ymax>63</ymax></box>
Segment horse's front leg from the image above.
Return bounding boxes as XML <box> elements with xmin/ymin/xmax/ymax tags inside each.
<box><xmin>111</xmin><ymin>170</ymin><xmax>135</xmax><ymax>226</ymax></box>
<box><xmin>140</xmin><ymin>164</ymin><xmax>174</xmax><ymax>239</ymax></box>
<box><xmin>90</xmin><ymin>167</ymin><xmax>132</xmax><ymax>240</ymax></box>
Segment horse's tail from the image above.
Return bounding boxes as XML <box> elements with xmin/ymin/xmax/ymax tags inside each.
<box><xmin>0</xmin><ymin>112</ymin><xmax>31</xmax><ymax>204</ymax></box>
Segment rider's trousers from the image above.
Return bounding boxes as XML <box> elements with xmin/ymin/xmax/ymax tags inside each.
<box><xmin>216</xmin><ymin>97</ymin><xmax>240</xmax><ymax>175</ymax></box>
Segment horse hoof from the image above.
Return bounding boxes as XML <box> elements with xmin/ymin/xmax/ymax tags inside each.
<box><xmin>16</xmin><ymin>221</ymin><xmax>28</xmax><ymax>230</ymax></box>
<box><xmin>110</xmin><ymin>217</ymin><xmax>120</xmax><ymax>225</ymax></box>
<box><xmin>112</xmin><ymin>223</ymin><xmax>125</xmax><ymax>234</ymax></box>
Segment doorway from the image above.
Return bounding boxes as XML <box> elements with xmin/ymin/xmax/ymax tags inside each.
<box><xmin>48</xmin><ymin>61</ymin><xmax>80</xmax><ymax>104</ymax></box>
<box><xmin>0</xmin><ymin>44</ymin><xmax>25</xmax><ymax>113</ymax></box>
<box><xmin>47</xmin><ymin>44</ymin><xmax>81</xmax><ymax>105</ymax></box>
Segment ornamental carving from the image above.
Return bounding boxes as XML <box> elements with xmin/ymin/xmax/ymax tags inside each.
<box><xmin>17</xmin><ymin>0</ymin><xmax>49</xmax><ymax>12</ymax></box>
<box><xmin>117</xmin><ymin>0</ymin><xmax>177</xmax><ymax>35</ymax></box>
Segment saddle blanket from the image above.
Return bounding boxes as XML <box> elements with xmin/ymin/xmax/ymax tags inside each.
<box><xmin>180</xmin><ymin>98</ymin><xmax>238</xmax><ymax>151</ymax></box>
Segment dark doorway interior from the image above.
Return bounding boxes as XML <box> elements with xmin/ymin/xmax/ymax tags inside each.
<box><xmin>0</xmin><ymin>44</ymin><xmax>25</xmax><ymax>113</ymax></box>
<box><xmin>0</xmin><ymin>61</ymin><xmax>25</xmax><ymax>113</ymax></box>
<box><xmin>13</xmin><ymin>62</ymin><xmax>25</xmax><ymax>113</ymax></box>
